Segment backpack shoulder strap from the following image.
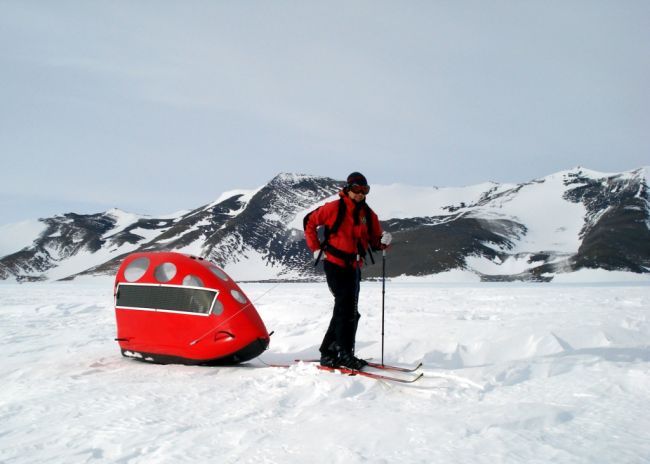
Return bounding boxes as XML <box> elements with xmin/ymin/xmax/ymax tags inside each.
<box><xmin>329</xmin><ymin>197</ymin><xmax>347</xmax><ymax>236</ymax></box>
<box><xmin>303</xmin><ymin>199</ymin><xmax>347</xmax><ymax>267</ymax></box>
<box><xmin>363</xmin><ymin>203</ymin><xmax>373</xmax><ymax>238</ymax></box>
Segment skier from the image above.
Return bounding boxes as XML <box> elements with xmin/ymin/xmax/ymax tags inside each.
<box><xmin>304</xmin><ymin>172</ymin><xmax>392</xmax><ymax>370</ymax></box>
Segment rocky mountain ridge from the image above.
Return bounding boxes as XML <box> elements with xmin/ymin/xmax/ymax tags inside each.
<box><xmin>1</xmin><ymin>168</ymin><xmax>648</xmax><ymax>282</ymax></box>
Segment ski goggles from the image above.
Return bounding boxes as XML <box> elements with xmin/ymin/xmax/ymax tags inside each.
<box><xmin>349</xmin><ymin>184</ymin><xmax>370</xmax><ymax>195</ymax></box>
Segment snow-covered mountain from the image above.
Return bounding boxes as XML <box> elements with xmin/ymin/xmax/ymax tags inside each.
<box><xmin>1</xmin><ymin>168</ymin><xmax>649</xmax><ymax>282</ymax></box>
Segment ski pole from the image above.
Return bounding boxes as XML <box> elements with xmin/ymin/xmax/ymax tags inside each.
<box><xmin>381</xmin><ymin>249</ymin><xmax>386</xmax><ymax>366</ymax></box>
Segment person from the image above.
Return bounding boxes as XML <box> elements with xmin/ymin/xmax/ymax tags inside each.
<box><xmin>304</xmin><ymin>172</ymin><xmax>392</xmax><ymax>370</ymax></box>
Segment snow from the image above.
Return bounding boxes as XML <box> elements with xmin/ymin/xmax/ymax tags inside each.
<box><xmin>392</xmin><ymin>269</ymin><xmax>482</xmax><ymax>283</ymax></box>
<box><xmin>42</xmin><ymin>245</ymin><xmax>128</xmax><ymax>281</ymax></box>
<box><xmin>170</xmin><ymin>236</ymin><xmax>207</xmax><ymax>257</ymax></box>
<box><xmin>105</xmin><ymin>208</ymin><xmax>142</xmax><ymax>234</ymax></box>
<box><xmin>475</xmin><ymin>172</ymin><xmax>586</xmax><ymax>254</ymax></box>
<box><xmin>42</xmin><ymin>225</ymin><xmax>168</xmax><ymax>281</ymax></box>
<box><xmin>209</xmin><ymin>187</ymin><xmax>261</xmax><ymax>213</ymax></box>
<box><xmin>286</xmin><ymin>182</ymin><xmax>516</xmax><ymax>230</ymax></box>
<box><xmin>369</xmin><ymin>182</ymin><xmax>511</xmax><ymax>219</ymax></box>
<box><xmin>104</xmin><ymin>210</ymin><xmax>173</xmax><ymax>242</ymax></box>
<box><xmin>552</xmin><ymin>268</ymin><xmax>650</xmax><ymax>284</ymax></box>
<box><xmin>0</xmin><ymin>219</ymin><xmax>47</xmax><ymax>257</ymax></box>
<box><xmin>222</xmin><ymin>248</ymin><xmax>304</xmax><ymax>281</ymax></box>
<box><xmin>466</xmin><ymin>253</ymin><xmax>552</xmax><ymax>275</ymax></box>
<box><xmin>1</xmin><ymin>279</ymin><xmax>650</xmax><ymax>463</ymax></box>
<box><xmin>263</xmin><ymin>212</ymin><xmax>283</xmax><ymax>222</ymax></box>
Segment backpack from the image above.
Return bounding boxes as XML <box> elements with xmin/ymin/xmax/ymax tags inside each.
<box><xmin>303</xmin><ymin>197</ymin><xmax>375</xmax><ymax>266</ymax></box>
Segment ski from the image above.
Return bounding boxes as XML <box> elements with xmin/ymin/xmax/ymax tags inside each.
<box><xmin>294</xmin><ymin>358</ymin><xmax>423</xmax><ymax>373</ymax></box>
<box><xmin>264</xmin><ymin>359</ymin><xmax>423</xmax><ymax>383</ymax></box>
<box><xmin>316</xmin><ymin>365</ymin><xmax>424</xmax><ymax>384</ymax></box>
<box><xmin>365</xmin><ymin>360</ymin><xmax>423</xmax><ymax>373</ymax></box>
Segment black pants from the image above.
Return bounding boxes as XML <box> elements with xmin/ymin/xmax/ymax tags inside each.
<box><xmin>320</xmin><ymin>260</ymin><xmax>361</xmax><ymax>356</ymax></box>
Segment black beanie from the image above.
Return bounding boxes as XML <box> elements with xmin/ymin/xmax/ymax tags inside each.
<box><xmin>346</xmin><ymin>172</ymin><xmax>368</xmax><ymax>186</ymax></box>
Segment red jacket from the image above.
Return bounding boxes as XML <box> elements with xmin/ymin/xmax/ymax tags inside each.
<box><xmin>305</xmin><ymin>191</ymin><xmax>383</xmax><ymax>268</ymax></box>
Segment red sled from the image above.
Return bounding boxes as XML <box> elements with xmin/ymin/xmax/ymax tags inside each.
<box><xmin>113</xmin><ymin>251</ymin><xmax>270</xmax><ymax>365</ymax></box>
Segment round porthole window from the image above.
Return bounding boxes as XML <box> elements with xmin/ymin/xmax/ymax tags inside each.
<box><xmin>230</xmin><ymin>289</ymin><xmax>247</xmax><ymax>304</ymax></box>
<box><xmin>209</xmin><ymin>265</ymin><xmax>229</xmax><ymax>282</ymax></box>
<box><xmin>212</xmin><ymin>299</ymin><xmax>224</xmax><ymax>315</ymax></box>
<box><xmin>124</xmin><ymin>257</ymin><xmax>150</xmax><ymax>282</ymax></box>
<box><xmin>182</xmin><ymin>275</ymin><xmax>204</xmax><ymax>287</ymax></box>
<box><xmin>154</xmin><ymin>262</ymin><xmax>177</xmax><ymax>283</ymax></box>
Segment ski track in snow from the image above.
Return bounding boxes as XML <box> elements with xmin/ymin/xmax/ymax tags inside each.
<box><xmin>1</xmin><ymin>281</ymin><xmax>650</xmax><ymax>463</ymax></box>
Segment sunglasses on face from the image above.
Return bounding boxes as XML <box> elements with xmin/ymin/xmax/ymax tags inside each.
<box><xmin>349</xmin><ymin>184</ymin><xmax>370</xmax><ymax>195</ymax></box>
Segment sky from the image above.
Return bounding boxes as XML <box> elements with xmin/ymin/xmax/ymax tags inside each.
<box><xmin>1</xmin><ymin>1</ymin><xmax>649</xmax><ymax>225</ymax></box>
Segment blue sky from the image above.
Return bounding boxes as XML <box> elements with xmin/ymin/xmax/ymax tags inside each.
<box><xmin>1</xmin><ymin>1</ymin><xmax>648</xmax><ymax>225</ymax></box>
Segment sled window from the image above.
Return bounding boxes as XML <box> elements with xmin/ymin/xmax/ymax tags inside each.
<box><xmin>182</xmin><ymin>275</ymin><xmax>204</xmax><ymax>287</ymax></box>
<box><xmin>209</xmin><ymin>265</ymin><xmax>230</xmax><ymax>282</ymax></box>
<box><xmin>154</xmin><ymin>262</ymin><xmax>177</xmax><ymax>283</ymax></box>
<box><xmin>230</xmin><ymin>289</ymin><xmax>247</xmax><ymax>304</ymax></box>
<box><xmin>116</xmin><ymin>284</ymin><xmax>218</xmax><ymax>315</ymax></box>
<box><xmin>124</xmin><ymin>257</ymin><xmax>150</xmax><ymax>282</ymax></box>
<box><xmin>213</xmin><ymin>298</ymin><xmax>224</xmax><ymax>315</ymax></box>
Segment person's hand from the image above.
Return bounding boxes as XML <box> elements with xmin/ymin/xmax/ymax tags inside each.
<box><xmin>380</xmin><ymin>231</ymin><xmax>392</xmax><ymax>246</ymax></box>
<box><xmin>314</xmin><ymin>249</ymin><xmax>325</xmax><ymax>260</ymax></box>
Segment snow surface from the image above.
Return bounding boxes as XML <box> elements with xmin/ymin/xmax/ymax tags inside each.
<box><xmin>2</xmin><ymin>279</ymin><xmax>650</xmax><ymax>463</ymax></box>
